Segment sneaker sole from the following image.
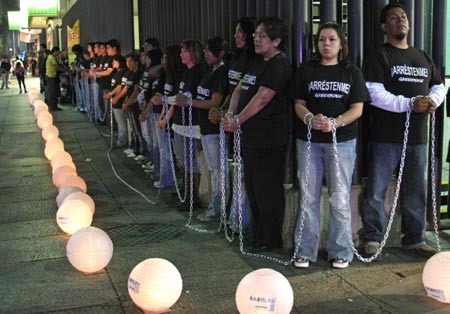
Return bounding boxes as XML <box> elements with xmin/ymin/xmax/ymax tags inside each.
<box><xmin>294</xmin><ymin>262</ymin><xmax>309</xmax><ymax>268</ymax></box>
<box><xmin>332</xmin><ymin>262</ymin><xmax>349</xmax><ymax>269</ymax></box>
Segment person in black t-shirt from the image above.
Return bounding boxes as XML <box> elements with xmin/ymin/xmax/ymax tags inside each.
<box><xmin>173</xmin><ymin>39</ymin><xmax>208</xmax><ymax>210</ymax></box>
<box><xmin>361</xmin><ymin>3</ymin><xmax>445</xmax><ymax>259</ymax></box>
<box><xmin>104</xmin><ymin>55</ymin><xmax>128</xmax><ymax>148</ymax></box>
<box><xmin>293</xmin><ymin>22</ymin><xmax>370</xmax><ymax>270</ymax></box>
<box><xmin>189</xmin><ymin>36</ymin><xmax>229</xmax><ymax>221</ymax></box>
<box><xmin>223</xmin><ymin>17</ymin><xmax>292</xmax><ymax>253</ymax></box>
<box><xmin>1</xmin><ymin>57</ymin><xmax>12</xmax><ymax>89</ymax></box>
<box><xmin>152</xmin><ymin>45</ymin><xmax>186</xmax><ymax>189</ymax></box>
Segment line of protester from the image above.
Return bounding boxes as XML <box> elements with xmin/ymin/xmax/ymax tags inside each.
<box><xmin>64</xmin><ymin>3</ymin><xmax>446</xmax><ymax>270</ymax></box>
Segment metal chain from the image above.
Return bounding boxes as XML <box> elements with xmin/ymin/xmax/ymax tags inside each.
<box><xmin>184</xmin><ymin>97</ymin><xmax>216</xmax><ymax>234</ymax></box>
<box><xmin>106</xmin><ymin>97</ymin><xmax>161</xmax><ymax>205</ymax></box>
<box><xmin>219</xmin><ymin>119</ymin><xmax>234</xmax><ymax>242</ymax></box>
<box><xmin>162</xmin><ymin>96</ymin><xmax>186</xmax><ymax>202</ymax></box>
<box><xmin>430</xmin><ymin>112</ymin><xmax>441</xmax><ymax>252</ymax></box>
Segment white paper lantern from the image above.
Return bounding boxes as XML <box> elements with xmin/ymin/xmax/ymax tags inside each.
<box><xmin>52</xmin><ymin>165</ymin><xmax>77</xmax><ymax>187</ymax></box>
<box><xmin>63</xmin><ymin>191</ymin><xmax>95</xmax><ymax>214</ymax></box>
<box><xmin>44</xmin><ymin>139</ymin><xmax>65</xmax><ymax>160</ymax></box>
<box><xmin>37</xmin><ymin>111</ymin><xmax>53</xmax><ymax>129</ymax></box>
<box><xmin>423</xmin><ymin>251</ymin><xmax>450</xmax><ymax>303</ymax></box>
<box><xmin>236</xmin><ymin>268</ymin><xmax>293</xmax><ymax>314</ymax></box>
<box><xmin>59</xmin><ymin>175</ymin><xmax>87</xmax><ymax>193</ymax></box>
<box><xmin>56</xmin><ymin>199</ymin><xmax>93</xmax><ymax>234</ymax></box>
<box><xmin>41</xmin><ymin>125</ymin><xmax>59</xmax><ymax>141</ymax></box>
<box><xmin>56</xmin><ymin>186</ymin><xmax>84</xmax><ymax>207</ymax></box>
<box><xmin>128</xmin><ymin>258</ymin><xmax>183</xmax><ymax>313</ymax></box>
<box><xmin>50</xmin><ymin>151</ymin><xmax>73</xmax><ymax>168</ymax></box>
<box><xmin>51</xmin><ymin>159</ymin><xmax>76</xmax><ymax>174</ymax></box>
<box><xmin>67</xmin><ymin>226</ymin><xmax>113</xmax><ymax>274</ymax></box>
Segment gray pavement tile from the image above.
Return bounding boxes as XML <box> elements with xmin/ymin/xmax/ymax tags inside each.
<box><xmin>0</xmin><ymin>199</ymin><xmax>57</xmax><ymax>223</ymax></box>
<box><xmin>0</xmin><ymin>259</ymin><xmax>118</xmax><ymax>314</ymax></box>
<box><xmin>0</xmin><ymin>218</ymin><xmax>60</xmax><ymax>241</ymax></box>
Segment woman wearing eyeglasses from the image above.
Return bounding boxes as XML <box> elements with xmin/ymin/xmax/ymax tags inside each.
<box><xmin>223</xmin><ymin>17</ymin><xmax>292</xmax><ymax>253</ymax></box>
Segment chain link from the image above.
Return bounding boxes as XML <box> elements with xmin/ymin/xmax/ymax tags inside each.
<box><xmin>219</xmin><ymin>120</ymin><xmax>234</xmax><ymax>242</ymax></box>
<box><xmin>430</xmin><ymin>112</ymin><xmax>441</xmax><ymax>252</ymax></box>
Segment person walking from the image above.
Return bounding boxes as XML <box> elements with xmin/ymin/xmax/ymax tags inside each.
<box><xmin>14</xmin><ymin>61</ymin><xmax>27</xmax><ymax>93</ymax></box>
<box><xmin>360</xmin><ymin>3</ymin><xmax>446</xmax><ymax>258</ymax></box>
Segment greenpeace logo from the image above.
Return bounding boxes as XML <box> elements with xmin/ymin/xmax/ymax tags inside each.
<box><xmin>242</xmin><ymin>74</ymin><xmax>256</xmax><ymax>85</ymax></box>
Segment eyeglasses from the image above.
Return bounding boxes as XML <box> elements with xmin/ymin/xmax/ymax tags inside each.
<box><xmin>253</xmin><ymin>32</ymin><xmax>269</xmax><ymax>40</ymax></box>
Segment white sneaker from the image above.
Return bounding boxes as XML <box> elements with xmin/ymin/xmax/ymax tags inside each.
<box><xmin>142</xmin><ymin>162</ymin><xmax>153</xmax><ymax>169</ymax></box>
<box><xmin>123</xmin><ymin>148</ymin><xmax>133</xmax><ymax>154</ymax></box>
<box><xmin>134</xmin><ymin>155</ymin><xmax>146</xmax><ymax>161</ymax></box>
<box><xmin>294</xmin><ymin>256</ymin><xmax>309</xmax><ymax>268</ymax></box>
<box><xmin>332</xmin><ymin>258</ymin><xmax>349</xmax><ymax>269</ymax></box>
<box><xmin>127</xmin><ymin>152</ymin><xmax>137</xmax><ymax>158</ymax></box>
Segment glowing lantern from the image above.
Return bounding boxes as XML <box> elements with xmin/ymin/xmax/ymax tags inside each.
<box><xmin>52</xmin><ymin>165</ymin><xmax>77</xmax><ymax>187</ymax></box>
<box><xmin>37</xmin><ymin>111</ymin><xmax>53</xmax><ymax>129</ymax></box>
<box><xmin>34</xmin><ymin>105</ymin><xmax>48</xmax><ymax>117</ymax></box>
<box><xmin>56</xmin><ymin>199</ymin><xmax>93</xmax><ymax>234</ymax></box>
<box><xmin>235</xmin><ymin>268</ymin><xmax>293</xmax><ymax>314</ymax></box>
<box><xmin>66</xmin><ymin>226</ymin><xmax>113</xmax><ymax>274</ymax></box>
<box><xmin>50</xmin><ymin>151</ymin><xmax>72</xmax><ymax>168</ymax></box>
<box><xmin>32</xmin><ymin>99</ymin><xmax>46</xmax><ymax>109</ymax></box>
<box><xmin>56</xmin><ymin>186</ymin><xmax>83</xmax><ymax>207</ymax></box>
<box><xmin>44</xmin><ymin>143</ymin><xmax>64</xmax><ymax>160</ymax></box>
<box><xmin>30</xmin><ymin>97</ymin><xmax>40</xmax><ymax>106</ymax></box>
<box><xmin>63</xmin><ymin>192</ymin><xmax>95</xmax><ymax>214</ymax></box>
<box><xmin>51</xmin><ymin>159</ymin><xmax>76</xmax><ymax>174</ymax></box>
<box><xmin>59</xmin><ymin>175</ymin><xmax>87</xmax><ymax>193</ymax></box>
<box><xmin>423</xmin><ymin>251</ymin><xmax>450</xmax><ymax>303</ymax></box>
<box><xmin>42</xmin><ymin>125</ymin><xmax>59</xmax><ymax>141</ymax></box>
<box><xmin>128</xmin><ymin>258</ymin><xmax>183</xmax><ymax>313</ymax></box>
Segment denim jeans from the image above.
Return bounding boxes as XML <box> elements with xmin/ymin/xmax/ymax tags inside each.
<box><xmin>361</xmin><ymin>142</ymin><xmax>427</xmax><ymax>248</ymax></box>
<box><xmin>91</xmin><ymin>80</ymin><xmax>100</xmax><ymax>120</ymax></box>
<box><xmin>141</xmin><ymin>113</ymin><xmax>154</xmax><ymax>162</ymax></box>
<box><xmin>294</xmin><ymin>139</ymin><xmax>356</xmax><ymax>262</ymax></box>
<box><xmin>200</xmin><ymin>134</ymin><xmax>228</xmax><ymax>217</ymax></box>
<box><xmin>156</xmin><ymin>123</ymin><xmax>175</xmax><ymax>187</ymax></box>
<box><xmin>173</xmin><ymin>132</ymin><xmax>200</xmax><ymax>173</ymax></box>
<box><xmin>1</xmin><ymin>72</ymin><xmax>9</xmax><ymax>89</ymax></box>
<box><xmin>112</xmin><ymin>108</ymin><xmax>127</xmax><ymax>146</ymax></box>
<box><xmin>150</xmin><ymin>112</ymin><xmax>161</xmax><ymax>174</ymax></box>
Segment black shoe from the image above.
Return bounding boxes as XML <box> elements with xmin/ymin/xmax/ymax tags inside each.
<box><xmin>51</xmin><ymin>107</ymin><xmax>62</xmax><ymax>111</ymax></box>
<box><xmin>403</xmin><ymin>243</ymin><xmax>437</xmax><ymax>258</ymax></box>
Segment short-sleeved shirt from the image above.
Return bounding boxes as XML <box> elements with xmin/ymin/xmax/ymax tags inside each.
<box><xmin>295</xmin><ymin>61</ymin><xmax>371</xmax><ymax>143</ymax></box>
<box><xmin>98</xmin><ymin>55</ymin><xmax>115</xmax><ymax>89</ymax></box>
<box><xmin>236</xmin><ymin>53</ymin><xmax>292</xmax><ymax>148</ymax></box>
<box><xmin>45</xmin><ymin>54</ymin><xmax>58</xmax><ymax>78</ymax></box>
<box><xmin>196</xmin><ymin>64</ymin><xmax>228</xmax><ymax>135</ymax></box>
<box><xmin>224</xmin><ymin>48</ymin><xmax>254</xmax><ymax>108</ymax></box>
<box><xmin>363</xmin><ymin>43</ymin><xmax>443</xmax><ymax>144</ymax></box>
<box><xmin>172</xmin><ymin>64</ymin><xmax>208</xmax><ymax>126</ymax></box>
<box><xmin>112</xmin><ymin>69</ymin><xmax>142</xmax><ymax>109</ymax></box>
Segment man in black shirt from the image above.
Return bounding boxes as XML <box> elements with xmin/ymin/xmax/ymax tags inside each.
<box><xmin>361</xmin><ymin>3</ymin><xmax>446</xmax><ymax>258</ymax></box>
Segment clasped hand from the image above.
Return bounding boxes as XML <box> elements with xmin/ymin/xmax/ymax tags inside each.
<box><xmin>412</xmin><ymin>96</ymin><xmax>436</xmax><ymax>114</ymax></box>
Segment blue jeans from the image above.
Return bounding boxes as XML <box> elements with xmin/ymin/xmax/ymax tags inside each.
<box><xmin>150</xmin><ymin>112</ymin><xmax>161</xmax><ymax>173</ymax></box>
<box><xmin>294</xmin><ymin>139</ymin><xmax>356</xmax><ymax>262</ymax></box>
<box><xmin>361</xmin><ymin>142</ymin><xmax>427</xmax><ymax>248</ymax></box>
<box><xmin>173</xmin><ymin>132</ymin><xmax>200</xmax><ymax>173</ymax></box>
<box><xmin>112</xmin><ymin>108</ymin><xmax>127</xmax><ymax>146</ymax></box>
<box><xmin>141</xmin><ymin>112</ymin><xmax>154</xmax><ymax>162</ymax></box>
<box><xmin>156</xmin><ymin>123</ymin><xmax>175</xmax><ymax>187</ymax></box>
<box><xmin>200</xmin><ymin>134</ymin><xmax>228</xmax><ymax>217</ymax></box>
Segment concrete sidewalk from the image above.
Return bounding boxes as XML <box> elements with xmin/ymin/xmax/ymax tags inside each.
<box><xmin>0</xmin><ymin>77</ymin><xmax>449</xmax><ymax>314</ymax></box>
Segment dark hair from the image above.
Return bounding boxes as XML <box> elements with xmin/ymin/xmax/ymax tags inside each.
<box><xmin>40</xmin><ymin>44</ymin><xmax>47</xmax><ymax>49</ymax></box>
<box><xmin>51</xmin><ymin>46</ymin><xmax>60</xmax><ymax>53</ymax></box>
<box><xmin>236</xmin><ymin>17</ymin><xmax>256</xmax><ymax>49</ymax></box>
<box><xmin>313</xmin><ymin>22</ymin><xmax>349</xmax><ymax>65</ymax></box>
<box><xmin>113</xmin><ymin>54</ymin><xmax>126</xmax><ymax>69</ymax></box>
<box><xmin>256</xmin><ymin>17</ymin><xmax>289</xmax><ymax>52</ymax></box>
<box><xmin>180</xmin><ymin>39</ymin><xmax>205</xmax><ymax>65</ymax></box>
<box><xmin>205</xmin><ymin>36</ymin><xmax>228</xmax><ymax>58</ymax></box>
<box><xmin>380</xmin><ymin>3</ymin><xmax>407</xmax><ymax>24</ymax></box>
<box><xmin>147</xmin><ymin>49</ymin><xmax>162</xmax><ymax>66</ymax></box>
<box><xmin>145</xmin><ymin>37</ymin><xmax>160</xmax><ymax>50</ymax></box>
<box><xmin>106</xmin><ymin>39</ymin><xmax>121</xmax><ymax>53</ymax></box>
<box><xmin>163</xmin><ymin>45</ymin><xmax>184</xmax><ymax>84</ymax></box>
<box><xmin>125</xmin><ymin>52</ymin><xmax>140</xmax><ymax>63</ymax></box>
<box><xmin>71</xmin><ymin>44</ymin><xmax>83</xmax><ymax>56</ymax></box>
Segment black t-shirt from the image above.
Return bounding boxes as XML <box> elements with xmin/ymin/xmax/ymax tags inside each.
<box><xmin>172</xmin><ymin>64</ymin><xmax>208</xmax><ymax>126</ymax></box>
<box><xmin>224</xmin><ymin>48</ymin><xmax>255</xmax><ymax>108</ymax></box>
<box><xmin>196</xmin><ymin>64</ymin><xmax>229</xmax><ymax>135</ymax></box>
<box><xmin>97</xmin><ymin>55</ymin><xmax>113</xmax><ymax>89</ymax></box>
<box><xmin>113</xmin><ymin>69</ymin><xmax>142</xmax><ymax>109</ymax></box>
<box><xmin>151</xmin><ymin>72</ymin><xmax>164</xmax><ymax>114</ymax></box>
<box><xmin>363</xmin><ymin>43</ymin><xmax>443</xmax><ymax>144</ymax></box>
<box><xmin>236</xmin><ymin>53</ymin><xmax>292</xmax><ymax>148</ymax></box>
<box><xmin>294</xmin><ymin>62</ymin><xmax>371</xmax><ymax>143</ymax></box>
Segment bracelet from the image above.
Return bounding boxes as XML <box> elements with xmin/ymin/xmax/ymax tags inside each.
<box><xmin>303</xmin><ymin>112</ymin><xmax>314</xmax><ymax>125</ymax></box>
<box><xmin>234</xmin><ymin>115</ymin><xmax>240</xmax><ymax>126</ymax></box>
<box><xmin>338</xmin><ymin>114</ymin><xmax>345</xmax><ymax>127</ymax></box>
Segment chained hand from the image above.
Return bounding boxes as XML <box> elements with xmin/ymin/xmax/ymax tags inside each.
<box><xmin>208</xmin><ymin>107</ymin><xmax>222</xmax><ymax>124</ymax></box>
<box><xmin>412</xmin><ymin>96</ymin><xmax>436</xmax><ymax>113</ymax></box>
<box><xmin>222</xmin><ymin>113</ymin><xmax>238</xmax><ymax>132</ymax></box>
<box><xmin>174</xmin><ymin>94</ymin><xmax>189</xmax><ymax>107</ymax></box>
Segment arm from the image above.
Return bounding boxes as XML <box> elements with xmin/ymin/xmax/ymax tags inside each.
<box><xmin>96</xmin><ymin>67</ymin><xmax>114</xmax><ymax>78</ymax></box>
<box><xmin>227</xmin><ymin>81</ymin><xmax>242</xmax><ymax>114</ymax></box>
<box><xmin>191</xmin><ymin>92</ymin><xmax>223</xmax><ymax>110</ymax></box>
